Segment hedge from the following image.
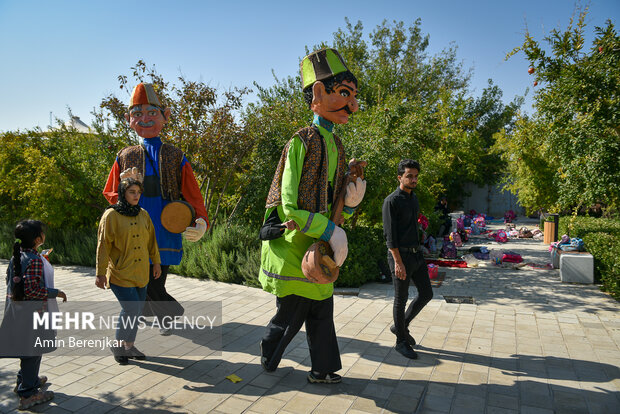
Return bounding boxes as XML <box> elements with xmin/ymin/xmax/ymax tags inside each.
<box><xmin>0</xmin><ymin>222</ymin><xmax>97</xmax><ymax>267</ymax></box>
<box><xmin>558</xmin><ymin>216</ymin><xmax>620</xmax><ymax>300</ymax></box>
<box><xmin>172</xmin><ymin>222</ymin><xmax>386</xmax><ymax>288</ymax></box>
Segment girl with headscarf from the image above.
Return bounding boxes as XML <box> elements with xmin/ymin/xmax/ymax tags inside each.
<box><xmin>95</xmin><ymin>178</ymin><xmax>161</xmax><ymax>365</ymax></box>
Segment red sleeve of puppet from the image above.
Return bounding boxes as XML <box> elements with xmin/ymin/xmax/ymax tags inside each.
<box><xmin>181</xmin><ymin>161</ymin><xmax>209</xmax><ymax>228</ymax></box>
<box><xmin>102</xmin><ymin>161</ymin><xmax>121</xmax><ymax>204</ymax></box>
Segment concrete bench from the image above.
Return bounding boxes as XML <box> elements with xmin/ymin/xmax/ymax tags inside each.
<box><xmin>559</xmin><ymin>251</ymin><xmax>594</xmax><ymax>284</ymax></box>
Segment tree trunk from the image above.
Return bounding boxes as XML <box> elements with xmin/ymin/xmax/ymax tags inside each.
<box><xmin>206</xmin><ymin>176</ymin><xmax>218</xmax><ymax>215</ymax></box>
<box><xmin>204</xmin><ymin>177</ymin><xmax>211</xmax><ymax>212</ymax></box>
<box><xmin>227</xmin><ymin>193</ymin><xmax>243</xmax><ymax>227</ymax></box>
<box><xmin>210</xmin><ymin>166</ymin><xmax>236</xmax><ymax>230</ymax></box>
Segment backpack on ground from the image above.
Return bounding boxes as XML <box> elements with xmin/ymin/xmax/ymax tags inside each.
<box><xmin>492</xmin><ymin>230</ymin><xmax>508</xmax><ymax>243</ymax></box>
<box><xmin>440</xmin><ymin>237</ymin><xmax>457</xmax><ymax>259</ymax></box>
<box><xmin>449</xmin><ymin>231</ymin><xmax>462</xmax><ymax>247</ymax></box>
<box><xmin>501</xmin><ymin>252</ymin><xmax>523</xmax><ymax>263</ymax></box>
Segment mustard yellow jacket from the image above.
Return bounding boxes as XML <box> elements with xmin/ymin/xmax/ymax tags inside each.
<box><xmin>96</xmin><ymin>208</ymin><xmax>160</xmax><ymax>288</ymax></box>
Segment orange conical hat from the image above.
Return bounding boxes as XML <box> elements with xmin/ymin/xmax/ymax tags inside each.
<box><xmin>129</xmin><ymin>83</ymin><xmax>162</xmax><ymax>108</ymax></box>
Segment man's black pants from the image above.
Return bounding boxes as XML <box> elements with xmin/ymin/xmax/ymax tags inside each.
<box><xmin>261</xmin><ymin>294</ymin><xmax>341</xmax><ymax>374</ymax></box>
<box><xmin>143</xmin><ymin>265</ymin><xmax>184</xmax><ymax>319</ymax></box>
<box><xmin>387</xmin><ymin>250</ymin><xmax>433</xmax><ymax>343</ymax></box>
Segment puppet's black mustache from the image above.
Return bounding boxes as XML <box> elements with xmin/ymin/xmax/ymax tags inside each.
<box><xmin>328</xmin><ymin>105</ymin><xmax>353</xmax><ymax>115</ymax></box>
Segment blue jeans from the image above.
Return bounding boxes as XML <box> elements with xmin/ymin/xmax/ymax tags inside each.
<box><xmin>16</xmin><ymin>356</ymin><xmax>42</xmax><ymax>397</ymax></box>
<box><xmin>110</xmin><ymin>284</ymin><xmax>147</xmax><ymax>343</ymax></box>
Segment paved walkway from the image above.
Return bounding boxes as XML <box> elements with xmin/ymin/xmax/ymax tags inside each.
<box><xmin>1</xmin><ymin>218</ymin><xmax>619</xmax><ymax>413</ymax></box>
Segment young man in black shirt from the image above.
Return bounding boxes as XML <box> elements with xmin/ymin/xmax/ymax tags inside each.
<box><xmin>382</xmin><ymin>159</ymin><xmax>433</xmax><ymax>359</ymax></box>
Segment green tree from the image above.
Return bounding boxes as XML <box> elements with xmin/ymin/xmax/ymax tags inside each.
<box><xmin>0</xmin><ymin>120</ymin><xmax>119</xmax><ymax>228</ymax></box>
<box><xmin>239</xmin><ymin>19</ymin><xmax>521</xmax><ymax>227</ymax></box>
<box><xmin>493</xmin><ymin>116</ymin><xmax>559</xmax><ymax>214</ymax></box>
<box><xmin>464</xmin><ymin>79</ymin><xmax>523</xmax><ymax>186</ymax></box>
<box><xmin>503</xmin><ymin>8</ymin><xmax>620</xmax><ymax>214</ymax></box>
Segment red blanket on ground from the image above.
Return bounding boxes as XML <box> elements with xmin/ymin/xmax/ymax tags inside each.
<box><xmin>425</xmin><ymin>259</ymin><xmax>468</xmax><ymax>268</ymax></box>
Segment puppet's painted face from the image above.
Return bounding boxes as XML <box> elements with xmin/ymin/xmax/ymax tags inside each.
<box><xmin>312</xmin><ymin>80</ymin><xmax>359</xmax><ymax>124</ymax></box>
<box><xmin>127</xmin><ymin>104</ymin><xmax>167</xmax><ymax>138</ymax></box>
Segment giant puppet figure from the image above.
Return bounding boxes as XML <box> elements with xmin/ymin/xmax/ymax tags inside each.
<box><xmin>103</xmin><ymin>83</ymin><xmax>209</xmax><ymax>335</ymax></box>
<box><xmin>258</xmin><ymin>48</ymin><xmax>366</xmax><ymax>383</ymax></box>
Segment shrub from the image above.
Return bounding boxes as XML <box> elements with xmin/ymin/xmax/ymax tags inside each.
<box><xmin>558</xmin><ymin>216</ymin><xmax>620</xmax><ymax>300</ymax></box>
<box><xmin>172</xmin><ymin>222</ymin><xmax>386</xmax><ymax>288</ymax></box>
<box><xmin>0</xmin><ymin>221</ymin><xmax>97</xmax><ymax>267</ymax></box>
<box><xmin>582</xmin><ymin>232</ymin><xmax>620</xmax><ymax>299</ymax></box>
<box><xmin>337</xmin><ymin>225</ymin><xmax>386</xmax><ymax>287</ymax></box>
<box><xmin>558</xmin><ymin>216</ymin><xmax>620</xmax><ymax>238</ymax></box>
<box><xmin>170</xmin><ymin>223</ymin><xmax>261</xmax><ymax>286</ymax></box>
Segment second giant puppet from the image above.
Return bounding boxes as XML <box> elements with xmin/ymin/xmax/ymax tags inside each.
<box><xmin>258</xmin><ymin>48</ymin><xmax>366</xmax><ymax>383</ymax></box>
<box><xmin>103</xmin><ymin>83</ymin><xmax>209</xmax><ymax>335</ymax></box>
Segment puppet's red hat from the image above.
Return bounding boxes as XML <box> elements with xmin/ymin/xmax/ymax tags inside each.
<box><xmin>129</xmin><ymin>83</ymin><xmax>163</xmax><ymax>108</ymax></box>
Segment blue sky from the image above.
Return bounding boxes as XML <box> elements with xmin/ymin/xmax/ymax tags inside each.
<box><xmin>0</xmin><ymin>0</ymin><xmax>617</xmax><ymax>132</ymax></box>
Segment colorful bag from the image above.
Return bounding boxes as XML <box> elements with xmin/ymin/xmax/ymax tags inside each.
<box><xmin>427</xmin><ymin>263</ymin><xmax>439</xmax><ymax>279</ymax></box>
<box><xmin>489</xmin><ymin>249</ymin><xmax>503</xmax><ymax>264</ymax></box>
<box><xmin>501</xmin><ymin>252</ymin><xmax>523</xmax><ymax>263</ymax></box>
<box><xmin>504</xmin><ymin>209</ymin><xmax>517</xmax><ymax>223</ymax></box>
<box><xmin>518</xmin><ymin>227</ymin><xmax>533</xmax><ymax>238</ymax></box>
<box><xmin>492</xmin><ymin>230</ymin><xmax>508</xmax><ymax>243</ymax></box>
<box><xmin>474</xmin><ymin>215</ymin><xmax>486</xmax><ymax>227</ymax></box>
<box><xmin>473</xmin><ymin>251</ymin><xmax>489</xmax><ymax>260</ymax></box>
<box><xmin>449</xmin><ymin>231</ymin><xmax>462</xmax><ymax>247</ymax></box>
<box><xmin>559</xmin><ymin>238</ymin><xmax>585</xmax><ymax>252</ymax></box>
<box><xmin>440</xmin><ymin>238</ymin><xmax>457</xmax><ymax>259</ymax></box>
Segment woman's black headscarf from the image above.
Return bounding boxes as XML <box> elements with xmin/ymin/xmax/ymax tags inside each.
<box><xmin>107</xmin><ymin>178</ymin><xmax>143</xmax><ymax>217</ymax></box>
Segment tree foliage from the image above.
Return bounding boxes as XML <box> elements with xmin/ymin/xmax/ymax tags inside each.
<box><xmin>0</xmin><ymin>121</ymin><xmax>119</xmax><ymax>228</ymax></box>
<box><xmin>238</xmin><ymin>19</ymin><xmax>521</xmax><ymax>227</ymax></box>
<box><xmin>501</xmin><ymin>8</ymin><xmax>620</xmax><ymax>215</ymax></box>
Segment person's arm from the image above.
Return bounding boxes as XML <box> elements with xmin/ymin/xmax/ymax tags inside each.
<box><xmin>95</xmin><ymin>213</ymin><xmax>113</xmax><ymax>289</ymax></box>
<box><xmin>180</xmin><ymin>158</ymin><xmax>209</xmax><ymax>242</ymax></box>
<box><xmin>102</xmin><ymin>160</ymin><xmax>121</xmax><ymax>204</ymax></box>
<box><xmin>23</xmin><ymin>258</ymin><xmax>55</xmax><ymax>299</ymax></box>
<box><xmin>180</xmin><ymin>158</ymin><xmax>209</xmax><ymax>226</ymax></box>
<box><xmin>383</xmin><ymin>197</ymin><xmax>406</xmax><ymax>280</ymax></box>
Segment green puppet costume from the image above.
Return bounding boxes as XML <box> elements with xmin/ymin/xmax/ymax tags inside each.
<box><xmin>258</xmin><ymin>117</ymin><xmax>356</xmax><ymax>300</ymax></box>
<box><xmin>258</xmin><ymin>48</ymin><xmax>365</xmax><ymax>383</ymax></box>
